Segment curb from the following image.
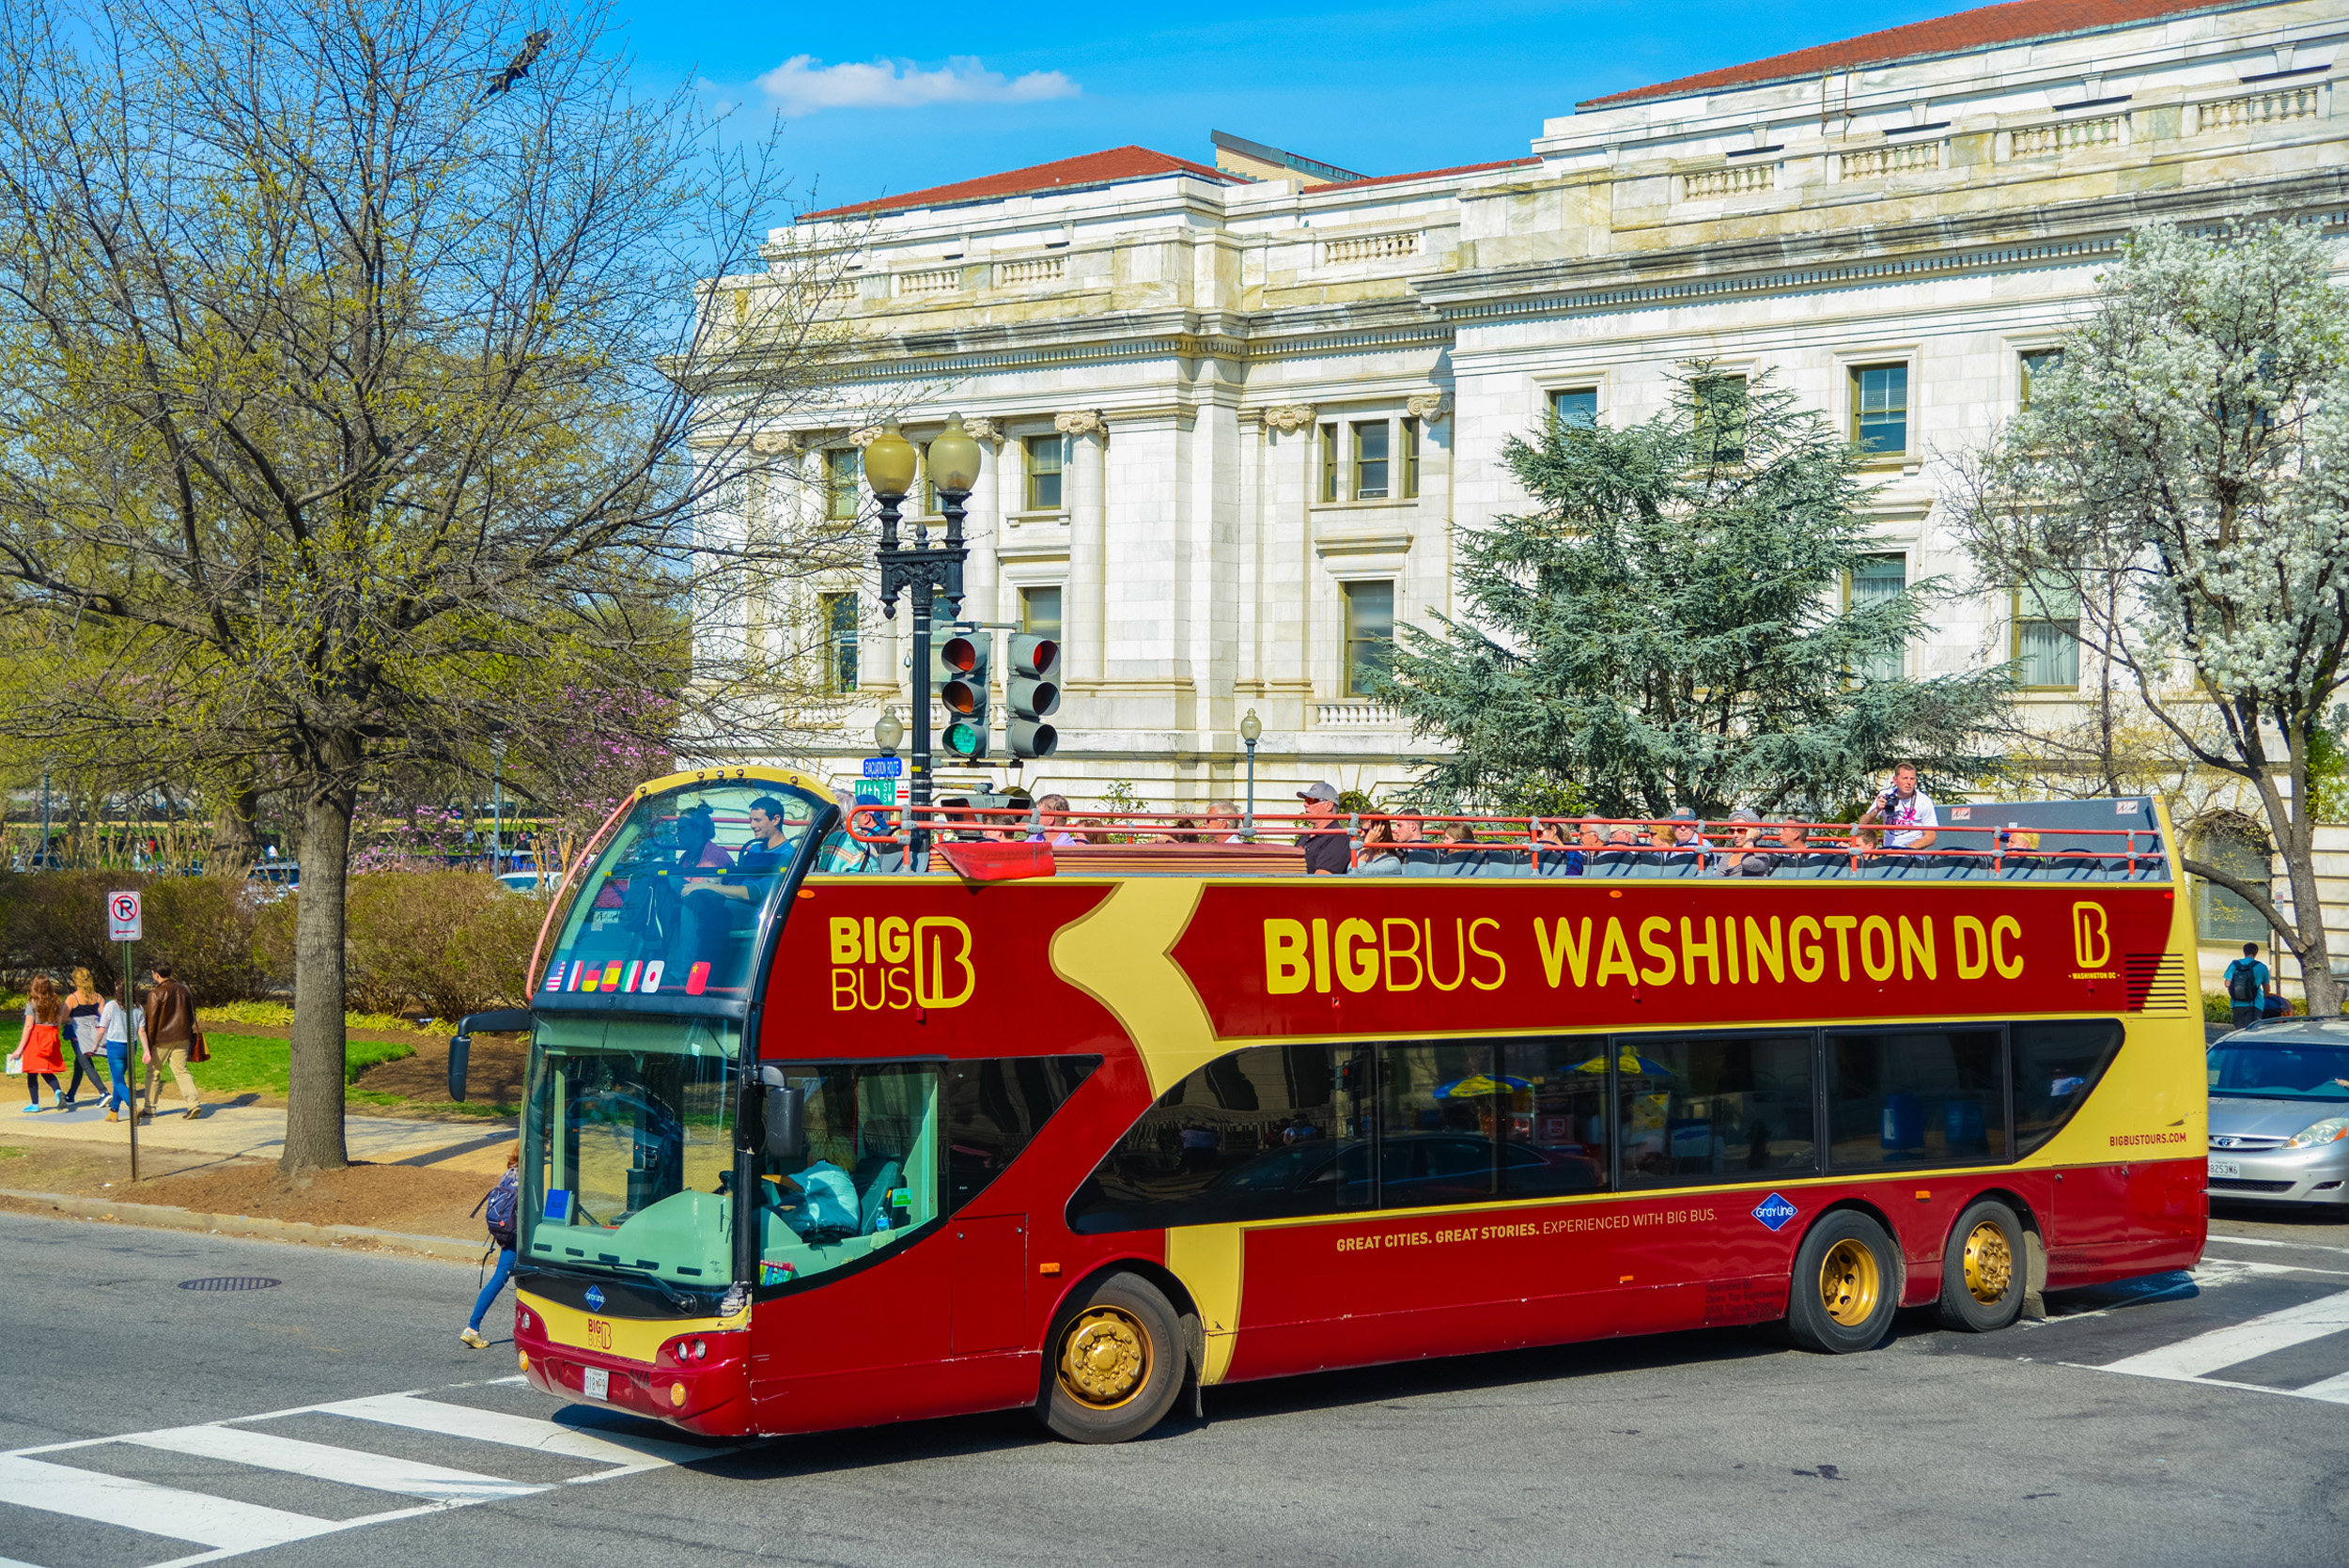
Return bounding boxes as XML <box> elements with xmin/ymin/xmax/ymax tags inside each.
<box><xmin>0</xmin><ymin>1187</ymin><xmax>486</xmax><ymax>1263</ymax></box>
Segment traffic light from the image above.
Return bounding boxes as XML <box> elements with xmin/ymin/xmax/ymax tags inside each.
<box><xmin>940</xmin><ymin>631</ymin><xmax>988</xmax><ymax>759</ymax></box>
<box><xmin>1008</xmin><ymin>633</ymin><xmax>1060</xmax><ymax>759</ymax></box>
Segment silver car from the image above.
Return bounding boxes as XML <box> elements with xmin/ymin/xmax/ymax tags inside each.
<box><xmin>2206</xmin><ymin>1018</ymin><xmax>2349</xmax><ymax>1213</ymax></box>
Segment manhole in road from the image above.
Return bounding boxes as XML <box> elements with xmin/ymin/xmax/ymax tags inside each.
<box><xmin>179</xmin><ymin>1277</ymin><xmax>283</xmax><ymax>1293</ymax></box>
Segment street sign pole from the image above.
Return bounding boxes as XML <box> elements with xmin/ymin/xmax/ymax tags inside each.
<box><xmin>108</xmin><ymin>891</ymin><xmax>144</xmax><ymax>1180</ymax></box>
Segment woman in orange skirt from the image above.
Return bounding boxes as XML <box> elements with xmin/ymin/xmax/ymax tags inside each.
<box><xmin>18</xmin><ymin>975</ymin><xmax>67</xmax><ymax>1112</ymax></box>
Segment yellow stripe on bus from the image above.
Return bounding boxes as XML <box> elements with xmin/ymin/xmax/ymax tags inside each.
<box><xmin>520</xmin><ymin>1289</ymin><xmax>748</xmax><ymax>1366</ymax></box>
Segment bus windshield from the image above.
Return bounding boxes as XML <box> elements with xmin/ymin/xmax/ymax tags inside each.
<box><xmin>526</xmin><ymin>1014</ymin><xmax>741</xmax><ymax>1288</ymax></box>
<box><xmin>543</xmin><ymin>779</ymin><xmax>827</xmax><ymax>1012</ymax></box>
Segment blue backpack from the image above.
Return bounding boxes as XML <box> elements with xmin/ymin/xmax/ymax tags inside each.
<box><xmin>477</xmin><ymin>1170</ymin><xmax>520</xmax><ymax>1250</ymax></box>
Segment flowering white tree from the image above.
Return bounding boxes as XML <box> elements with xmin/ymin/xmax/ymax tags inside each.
<box><xmin>1949</xmin><ymin>220</ymin><xmax>2349</xmax><ymax>1013</ymax></box>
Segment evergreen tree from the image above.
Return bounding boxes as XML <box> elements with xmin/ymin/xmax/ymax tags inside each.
<box><xmin>1371</xmin><ymin>368</ymin><xmax>2012</xmax><ymax>817</ymax></box>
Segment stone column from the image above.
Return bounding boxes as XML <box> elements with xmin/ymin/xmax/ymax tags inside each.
<box><xmin>1058</xmin><ymin>410</ymin><xmax>1108</xmax><ymax>684</ymax></box>
<box><xmin>1262</xmin><ymin>406</ymin><xmax>1316</xmax><ymax>719</ymax></box>
<box><xmin>959</xmin><ymin>418</ymin><xmax>1003</xmax><ymax>625</ymax></box>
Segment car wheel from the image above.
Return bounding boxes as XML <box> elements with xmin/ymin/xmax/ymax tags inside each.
<box><xmin>1784</xmin><ymin>1209</ymin><xmax>1901</xmax><ymax>1354</ymax></box>
<box><xmin>1936</xmin><ymin>1198</ymin><xmax>2025</xmax><ymax>1332</ymax></box>
<box><xmin>1038</xmin><ymin>1271</ymin><xmax>1185</xmax><ymax>1444</ymax></box>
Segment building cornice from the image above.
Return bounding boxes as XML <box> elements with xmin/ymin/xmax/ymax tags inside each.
<box><xmin>1416</xmin><ymin>167</ymin><xmax>2349</xmax><ymax>324</ymax></box>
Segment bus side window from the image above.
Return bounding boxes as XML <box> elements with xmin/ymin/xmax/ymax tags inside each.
<box><xmin>1616</xmin><ymin>1032</ymin><xmax>1815</xmax><ymax>1188</ymax></box>
<box><xmin>1827</xmin><ymin>1029</ymin><xmax>2006</xmax><ymax>1169</ymax></box>
<box><xmin>1377</xmin><ymin>1038</ymin><xmax>1608</xmax><ymax>1209</ymax></box>
<box><xmin>1066</xmin><ymin>1044</ymin><xmax>1353</xmax><ymax>1234</ymax></box>
<box><xmin>946</xmin><ymin>1056</ymin><xmax>1100</xmax><ymax>1214</ymax></box>
<box><xmin>2012</xmin><ymin>1020</ymin><xmax>2124</xmax><ymax>1155</ymax></box>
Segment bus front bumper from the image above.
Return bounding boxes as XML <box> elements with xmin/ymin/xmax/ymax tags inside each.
<box><xmin>515</xmin><ymin>1289</ymin><xmax>752</xmax><ymax>1436</ymax></box>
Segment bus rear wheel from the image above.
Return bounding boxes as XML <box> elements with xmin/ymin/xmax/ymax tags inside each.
<box><xmin>1784</xmin><ymin>1210</ymin><xmax>1900</xmax><ymax>1354</ymax></box>
<box><xmin>1039</xmin><ymin>1272</ymin><xmax>1184</xmax><ymax>1444</ymax></box>
<box><xmin>1936</xmin><ymin>1198</ymin><xmax>2025</xmax><ymax>1332</ymax></box>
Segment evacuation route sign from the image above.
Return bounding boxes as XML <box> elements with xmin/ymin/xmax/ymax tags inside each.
<box><xmin>107</xmin><ymin>890</ymin><xmax>143</xmax><ymax>942</ymax></box>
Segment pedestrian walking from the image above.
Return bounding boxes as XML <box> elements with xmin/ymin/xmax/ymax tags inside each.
<box><xmin>97</xmin><ymin>986</ymin><xmax>136</xmax><ymax>1123</ymax></box>
<box><xmin>139</xmin><ymin>962</ymin><xmax>202</xmax><ymax>1121</ymax></box>
<box><xmin>460</xmin><ymin>1150</ymin><xmax>521</xmax><ymax>1349</ymax></box>
<box><xmin>60</xmin><ymin>968</ymin><xmax>111</xmax><ymax>1113</ymax></box>
<box><xmin>13</xmin><ymin>976</ymin><xmax>67</xmax><ymax>1112</ymax></box>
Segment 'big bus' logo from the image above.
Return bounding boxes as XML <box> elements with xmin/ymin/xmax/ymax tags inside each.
<box><xmin>827</xmin><ymin>916</ymin><xmax>976</xmax><ymax>1011</ymax></box>
<box><xmin>2071</xmin><ymin>900</ymin><xmax>2114</xmax><ymax>977</ymax></box>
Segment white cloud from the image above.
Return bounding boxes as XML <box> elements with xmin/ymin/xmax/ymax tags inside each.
<box><xmin>756</xmin><ymin>54</ymin><xmax>1080</xmax><ymax>116</ymax></box>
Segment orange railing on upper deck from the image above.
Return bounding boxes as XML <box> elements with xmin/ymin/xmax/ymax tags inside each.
<box><xmin>834</xmin><ymin>804</ymin><xmax>2170</xmax><ymax>882</ymax></box>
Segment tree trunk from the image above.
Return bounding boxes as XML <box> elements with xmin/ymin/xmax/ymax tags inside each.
<box><xmin>281</xmin><ymin>779</ymin><xmax>355</xmax><ymax>1175</ymax></box>
<box><xmin>210</xmin><ymin>781</ymin><xmax>263</xmax><ymax>880</ymax></box>
<box><xmin>2279</xmin><ymin>831</ymin><xmax>2342</xmax><ymax>1017</ymax></box>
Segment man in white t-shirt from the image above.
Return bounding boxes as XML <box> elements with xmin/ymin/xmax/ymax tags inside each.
<box><xmin>1859</xmin><ymin>763</ymin><xmax>1938</xmax><ymax>851</ymax></box>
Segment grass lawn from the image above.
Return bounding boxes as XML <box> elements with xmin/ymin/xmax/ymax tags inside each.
<box><xmin>192</xmin><ymin>1032</ymin><xmax>419</xmax><ymax>1099</ymax></box>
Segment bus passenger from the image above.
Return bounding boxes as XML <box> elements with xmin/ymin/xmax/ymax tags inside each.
<box><xmin>1713</xmin><ymin>808</ymin><xmax>1778</xmax><ymax>877</ymax></box>
<box><xmin>681</xmin><ymin>797</ymin><xmax>796</xmax><ymax>964</ymax></box>
<box><xmin>1296</xmin><ymin>783</ymin><xmax>1350</xmax><ymax>875</ymax></box>
<box><xmin>1357</xmin><ymin>818</ymin><xmax>1403</xmax><ymax>874</ymax></box>
<box><xmin>1858</xmin><ymin>763</ymin><xmax>1937</xmax><ymax>853</ymax></box>
<box><xmin>1202</xmin><ymin>800</ymin><xmax>1247</xmax><ymax>843</ymax></box>
<box><xmin>1029</xmin><ymin>794</ymin><xmax>1081</xmax><ymax>846</ymax></box>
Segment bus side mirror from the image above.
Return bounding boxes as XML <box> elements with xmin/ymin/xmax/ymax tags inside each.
<box><xmin>447</xmin><ymin>1033</ymin><xmax>471</xmax><ymax>1103</ymax></box>
<box><xmin>764</xmin><ymin>1085</ymin><xmax>803</xmax><ymax>1162</ymax></box>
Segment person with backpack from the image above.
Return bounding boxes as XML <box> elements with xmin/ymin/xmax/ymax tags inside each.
<box><xmin>2224</xmin><ymin>942</ymin><xmax>2276</xmax><ymax>1030</ymax></box>
<box><xmin>460</xmin><ymin>1149</ymin><xmax>521</xmax><ymax>1349</ymax></box>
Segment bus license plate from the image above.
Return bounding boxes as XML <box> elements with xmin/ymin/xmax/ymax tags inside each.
<box><xmin>583</xmin><ymin>1367</ymin><xmax>610</xmax><ymax>1401</ymax></box>
<box><xmin>2208</xmin><ymin>1159</ymin><xmax>2241</xmax><ymax>1179</ymax></box>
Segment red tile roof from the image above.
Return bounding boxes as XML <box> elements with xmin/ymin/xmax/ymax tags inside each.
<box><xmin>1580</xmin><ymin>0</ymin><xmax>2237</xmax><ymax>107</ymax></box>
<box><xmin>802</xmin><ymin>146</ymin><xmax>1244</xmax><ymax>220</ymax></box>
<box><xmin>1301</xmin><ymin>156</ymin><xmax>1542</xmax><ymax>194</ymax></box>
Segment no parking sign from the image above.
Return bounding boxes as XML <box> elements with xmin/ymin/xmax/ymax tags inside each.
<box><xmin>108</xmin><ymin>890</ymin><xmax>143</xmax><ymax>941</ymax></box>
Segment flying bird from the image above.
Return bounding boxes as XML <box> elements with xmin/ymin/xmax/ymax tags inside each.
<box><xmin>483</xmin><ymin>28</ymin><xmax>551</xmax><ymax>98</ymax></box>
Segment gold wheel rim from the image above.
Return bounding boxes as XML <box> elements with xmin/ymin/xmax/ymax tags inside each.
<box><xmin>1818</xmin><ymin>1237</ymin><xmax>1882</xmax><ymax>1327</ymax></box>
<box><xmin>1057</xmin><ymin>1307</ymin><xmax>1152</xmax><ymax>1410</ymax></box>
<box><xmin>1962</xmin><ymin>1219</ymin><xmax>2014</xmax><ymax>1305</ymax></box>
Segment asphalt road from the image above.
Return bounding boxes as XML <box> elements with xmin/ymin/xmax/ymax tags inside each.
<box><xmin>5</xmin><ymin>1203</ymin><xmax>2348</xmax><ymax>1568</ymax></box>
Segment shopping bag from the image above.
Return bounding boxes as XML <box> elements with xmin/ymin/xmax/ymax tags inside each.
<box><xmin>187</xmin><ymin>1030</ymin><xmax>210</xmax><ymax>1064</ymax></box>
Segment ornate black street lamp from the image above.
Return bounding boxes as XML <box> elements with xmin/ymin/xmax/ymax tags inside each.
<box><xmin>864</xmin><ymin>414</ymin><xmax>984</xmax><ymax>856</ymax></box>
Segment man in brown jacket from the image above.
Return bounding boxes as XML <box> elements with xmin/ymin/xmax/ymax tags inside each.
<box><xmin>141</xmin><ymin>963</ymin><xmax>201</xmax><ymax>1121</ymax></box>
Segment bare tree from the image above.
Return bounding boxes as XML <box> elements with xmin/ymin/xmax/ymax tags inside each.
<box><xmin>1947</xmin><ymin>220</ymin><xmax>2349</xmax><ymax>1013</ymax></box>
<box><xmin>0</xmin><ymin>0</ymin><xmax>867</xmax><ymax>1171</ymax></box>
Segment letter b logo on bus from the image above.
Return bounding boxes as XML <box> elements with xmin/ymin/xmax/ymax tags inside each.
<box><xmin>1007</xmin><ymin>634</ymin><xmax>1059</xmax><ymax>759</ymax></box>
<box><xmin>2072</xmin><ymin>901</ymin><xmax>2111</xmax><ymax>970</ymax></box>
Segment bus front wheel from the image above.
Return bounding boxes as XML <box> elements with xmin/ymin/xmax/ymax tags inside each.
<box><xmin>1784</xmin><ymin>1210</ymin><xmax>1900</xmax><ymax>1354</ymax></box>
<box><xmin>1936</xmin><ymin>1198</ymin><xmax>2024</xmax><ymax>1333</ymax></box>
<box><xmin>1038</xmin><ymin>1272</ymin><xmax>1184</xmax><ymax>1444</ymax></box>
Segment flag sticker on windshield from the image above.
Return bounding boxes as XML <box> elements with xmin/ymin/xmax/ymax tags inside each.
<box><xmin>1751</xmin><ymin>1193</ymin><xmax>1799</xmax><ymax>1232</ymax></box>
<box><xmin>641</xmin><ymin>960</ymin><xmax>665</xmax><ymax>993</ymax></box>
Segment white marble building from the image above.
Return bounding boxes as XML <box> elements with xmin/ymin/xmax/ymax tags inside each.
<box><xmin>702</xmin><ymin>0</ymin><xmax>2345</xmax><ymax>972</ymax></box>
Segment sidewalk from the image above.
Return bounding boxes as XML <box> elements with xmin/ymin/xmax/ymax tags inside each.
<box><xmin>5</xmin><ymin>1097</ymin><xmax>516</xmax><ymax>1174</ymax></box>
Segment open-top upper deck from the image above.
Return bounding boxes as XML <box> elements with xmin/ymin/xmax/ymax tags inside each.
<box><xmin>832</xmin><ymin>795</ymin><xmax>2171</xmax><ymax>884</ymax></box>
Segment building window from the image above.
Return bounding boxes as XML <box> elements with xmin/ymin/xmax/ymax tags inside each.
<box><xmin>1023</xmin><ymin>435</ymin><xmax>1064</xmax><ymax>511</ymax></box>
<box><xmin>819</xmin><ymin>592</ymin><xmax>858</xmax><ymax>692</ymax></box>
<box><xmin>1400</xmin><ymin>417</ymin><xmax>1421</xmax><ymax>499</ymax></box>
<box><xmin>2195</xmin><ymin>822</ymin><xmax>2272</xmax><ymax>944</ymax></box>
<box><xmin>825</xmin><ymin>450</ymin><xmax>860</xmax><ymax>521</ymax></box>
<box><xmin>1343</xmin><ymin>580</ymin><xmax>1395</xmax><ymax>697</ymax></box>
<box><xmin>1550</xmin><ymin>387</ymin><xmax>1599</xmax><ymax>430</ymax></box>
<box><xmin>1353</xmin><ymin>420</ymin><xmax>1390</xmax><ymax>500</ymax></box>
<box><xmin>1848</xmin><ymin>554</ymin><xmax>1906</xmax><ymax>681</ymax></box>
<box><xmin>1019</xmin><ymin>584</ymin><xmax>1063</xmax><ymax>639</ymax></box>
<box><xmin>2014</xmin><ymin>569</ymin><xmax>2080</xmax><ymax>689</ymax></box>
<box><xmin>1691</xmin><ymin>373</ymin><xmax>1746</xmax><ymax>463</ymax></box>
<box><xmin>1318</xmin><ymin>423</ymin><xmax>1339</xmax><ymax>503</ymax></box>
<box><xmin>2019</xmin><ymin>349</ymin><xmax>2063</xmax><ymax>408</ymax></box>
<box><xmin>1851</xmin><ymin>364</ymin><xmax>1909</xmax><ymax>458</ymax></box>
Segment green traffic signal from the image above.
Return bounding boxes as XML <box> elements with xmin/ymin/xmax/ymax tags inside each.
<box><xmin>940</xmin><ymin>632</ymin><xmax>988</xmax><ymax>760</ymax></box>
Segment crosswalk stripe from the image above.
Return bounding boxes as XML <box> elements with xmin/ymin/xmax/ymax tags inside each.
<box><xmin>2285</xmin><ymin>1367</ymin><xmax>2349</xmax><ymax>1404</ymax></box>
<box><xmin>305</xmin><ymin>1392</ymin><xmax>716</xmax><ymax>1470</ymax></box>
<box><xmin>124</xmin><ymin>1425</ymin><xmax>545</xmax><ymax>1504</ymax></box>
<box><xmin>0</xmin><ymin>1454</ymin><xmax>336</xmax><ymax>1553</ymax></box>
<box><xmin>2096</xmin><ymin>1289</ymin><xmax>2349</xmax><ymax>1380</ymax></box>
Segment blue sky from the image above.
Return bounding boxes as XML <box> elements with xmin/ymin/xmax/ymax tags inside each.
<box><xmin>602</xmin><ymin>0</ymin><xmax>1993</xmax><ymax>212</ymax></box>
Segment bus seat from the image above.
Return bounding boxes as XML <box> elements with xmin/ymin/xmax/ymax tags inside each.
<box><xmin>1402</xmin><ymin>848</ymin><xmax>1444</xmax><ymax>876</ymax></box>
<box><xmin>1534</xmin><ymin>853</ymin><xmax>1582</xmax><ymax>877</ymax></box>
<box><xmin>1800</xmin><ymin>853</ymin><xmax>1848</xmax><ymax>879</ymax></box>
<box><xmin>1626</xmin><ymin>854</ymin><xmax>1666</xmax><ymax>877</ymax></box>
<box><xmin>1591</xmin><ymin>850</ymin><xmax>1637</xmax><ymax>877</ymax></box>
<box><xmin>857</xmin><ymin>1158</ymin><xmax>904</xmax><ymax>1234</ymax></box>
<box><xmin>1478</xmin><ymin>854</ymin><xmax>1530</xmax><ymax>877</ymax></box>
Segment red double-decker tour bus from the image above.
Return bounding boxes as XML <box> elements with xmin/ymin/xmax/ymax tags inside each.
<box><xmin>496</xmin><ymin>768</ymin><xmax>2201</xmax><ymax>1444</ymax></box>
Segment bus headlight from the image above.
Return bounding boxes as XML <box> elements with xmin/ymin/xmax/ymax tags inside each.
<box><xmin>2284</xmin><ymin>1117</ymin><xmax>2349</xmax><ymax>1150</ymax></box>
